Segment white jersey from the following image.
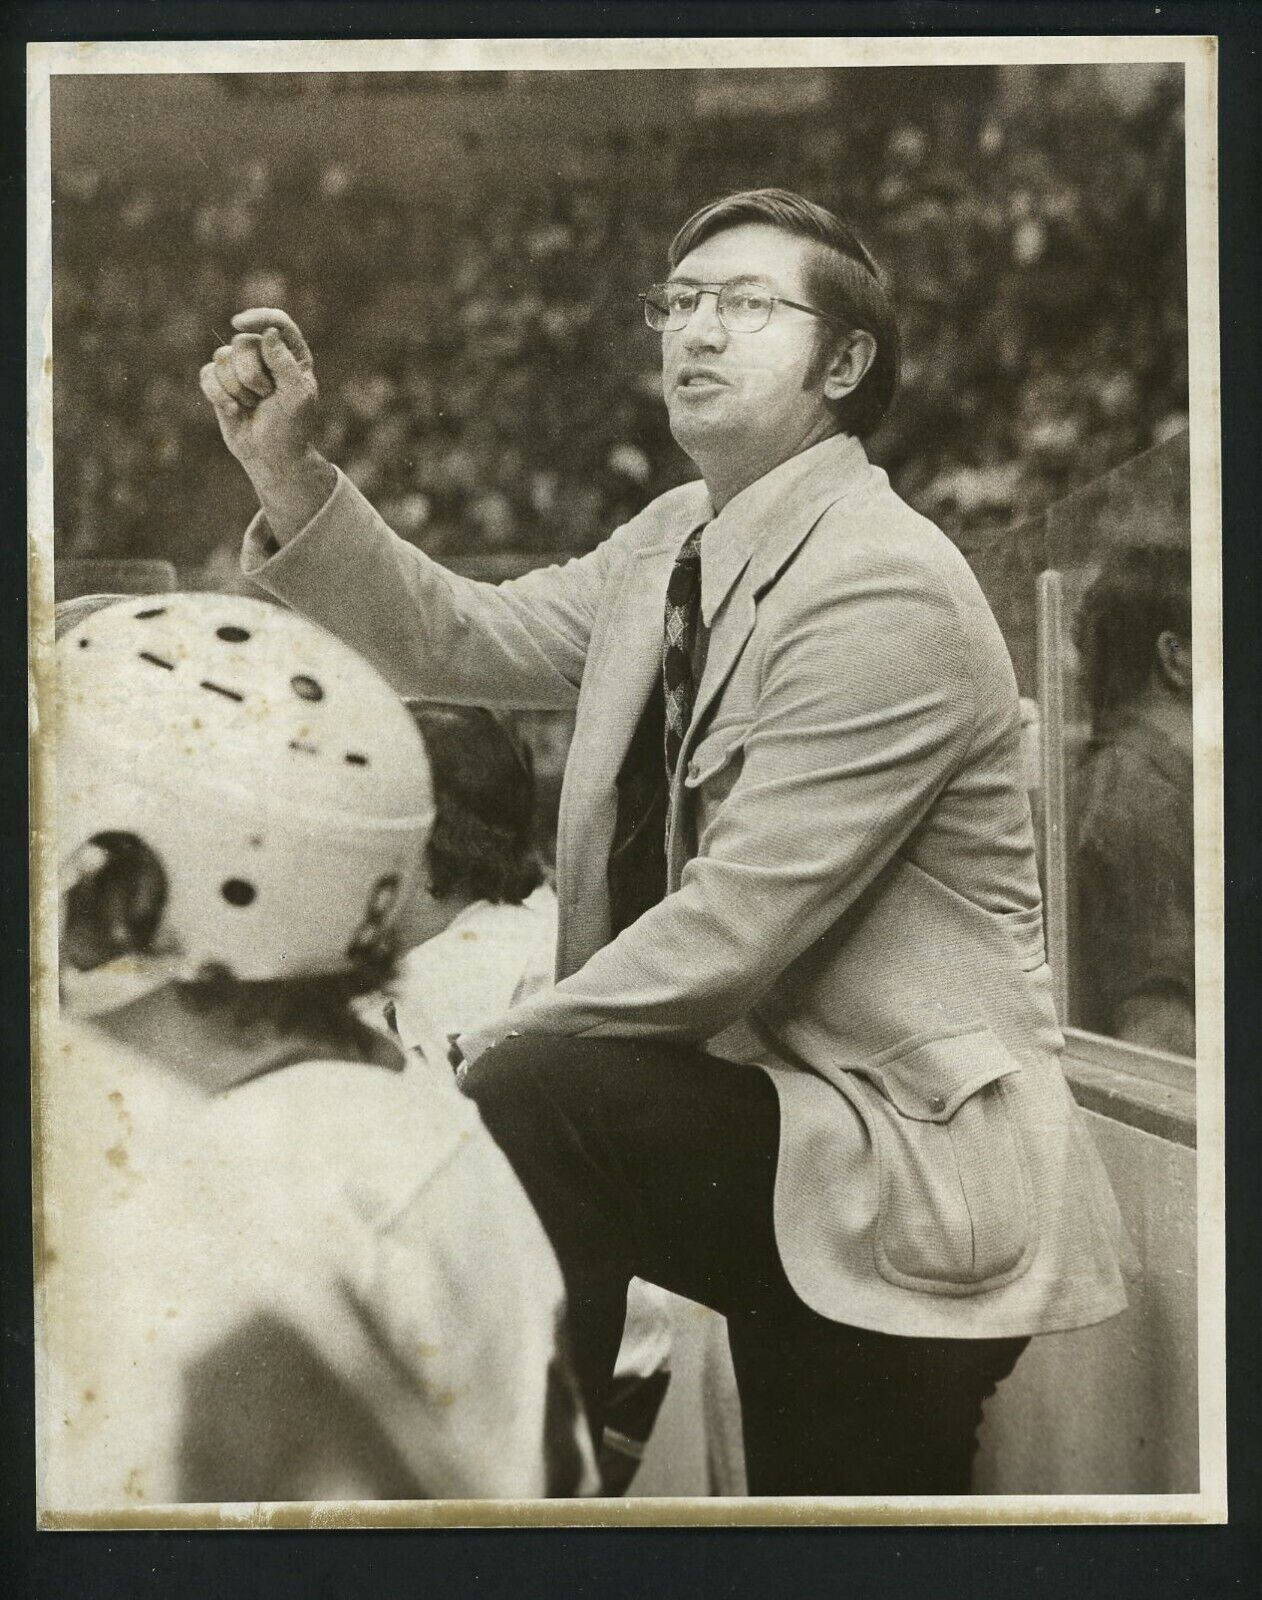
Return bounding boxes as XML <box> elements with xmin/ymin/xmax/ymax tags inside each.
<box><xmin>388</xmin><ymin>885</ymin><xmax>560</xmax><ymax>1070</ymax></box>
<box><xmin>374</xmin><ymin>885</ymin><xmax>674</xmax><ymax>1439</ymax></box>
<box><xmin>36</xmin><ymin>1017</ymin><xmax>596</xmax><ymax>1514</ymax></box>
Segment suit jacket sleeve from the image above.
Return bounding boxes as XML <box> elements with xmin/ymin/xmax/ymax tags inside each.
<box><xmin>242</xmin><ymin>467</ymin><xmax>614</xmax><ymax>709</ymax></box>
<box><xmin>484</xmin><ymin>552</ymin><xmax>981</xmax><ymax>1046</ymax></box>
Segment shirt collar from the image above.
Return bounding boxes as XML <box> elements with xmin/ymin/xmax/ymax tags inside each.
<box><xmin>697</xmin><ymin>432</ymin><xmax>872</xmax><ymax>625</ymax></box>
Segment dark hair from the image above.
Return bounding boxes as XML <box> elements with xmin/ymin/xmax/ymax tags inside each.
<box><xmin>1073</xmin><ymin>540</ymin><xmax>1192</xmax><ymax>730</ymax></box>
<box><xmin>407</xmin><ymin>702</ymin><xmax>544</xmax><ymax>906</ymax></box>
<box><xmin>177</xmin><ymin>958</ymin><xmax>393</xmax><ymax>1062</ymax></box>
<box><xmin>667</xmin><ymin>188</ymin><xmax>900</xmax><ymax>440</ymax></box>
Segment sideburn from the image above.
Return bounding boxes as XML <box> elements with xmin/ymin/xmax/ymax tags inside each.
<box><xmin>801</xmin><ymin>325</ymin><xmax>844</xmax><ymax>417</ymax></box>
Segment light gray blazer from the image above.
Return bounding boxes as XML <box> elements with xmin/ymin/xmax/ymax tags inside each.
<box><xmin>244</xmin><ymin>432</ymin><xmax>1129</xmax><ymax>1339</ymax></box>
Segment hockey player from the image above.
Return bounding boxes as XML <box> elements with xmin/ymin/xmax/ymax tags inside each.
<box><xmin>39</xmin><ymin>594</ymin><xmax>594</xmax><ymax>1512</ymax></box>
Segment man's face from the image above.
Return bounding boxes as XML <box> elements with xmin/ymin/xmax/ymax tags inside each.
<box><xmin>661</xmin><ymin>222</ymin><xmax>836</xmax><ymax>467</ymax></box>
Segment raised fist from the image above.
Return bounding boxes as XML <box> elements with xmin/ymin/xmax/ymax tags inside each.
<box><xmin>199</xmin><ymin>309</ymin><xmax>319</xmax><ymax>480</ymax></box>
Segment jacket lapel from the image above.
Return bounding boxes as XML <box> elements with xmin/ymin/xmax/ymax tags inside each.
<box><xmin>583</xmin><ymin>537</ymin><xmax>679</xmax><ymax>787</ymax></box>
<box><xmin>684</xmin><ymin>584</ymin><xmax>758</xmax><ymax>752</ymax></box>
<box><xmin>668</xmin><ymin>436</ymin><xmax>877</xmax><ymax>869</ymax></box>
<box><xmin>554</xmin><ymin>535</ymin><xmax>678</xmax><ymax>978</ymax></box>
<box><xmin>684</xmin><ymin>448</ymin><xmax>872</xmax><ymax>754</ymax></box>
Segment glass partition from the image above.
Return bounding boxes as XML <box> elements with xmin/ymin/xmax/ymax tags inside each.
<box><xmin>967</xmin><ymin>431</ymin><xmax>1194</xmax><ymax>1063</ymax></box>
<box><xmin>54</xmin><ymin>557</ymin><xmax>177</xmax><ymax>603</ymax></box>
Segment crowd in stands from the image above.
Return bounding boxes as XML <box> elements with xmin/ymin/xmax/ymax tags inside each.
<box><xmin>51</xmin><ymin>63</ymin><xmax>1188</xmax><ymax>572</ymax></box>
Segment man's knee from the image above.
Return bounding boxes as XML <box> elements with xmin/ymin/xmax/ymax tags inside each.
<box><xmin>462</xmin><ymin>1034</ymin><xmax>533</xmax><ymax>1108</ymax></box>
<box><xmin>460</xmin><ymin>1036</ymin><xmax>623</xmax><ymax>1257</ymax></box>
<box><xmin>461</xmin><ymin>1033</ymin><xmax>580</xmax><ymax>1142</ymax></box>
<box><xmin>462</xmin><ymin>1033</ymin><xmax>664</xmax><ymax>1160</ymax></box>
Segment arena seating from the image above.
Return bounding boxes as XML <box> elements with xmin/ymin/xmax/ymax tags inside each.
<box><xmin>50</xmin><ymin>64</ymin><xmax>1187</xmax><ymax>575</ymax></box>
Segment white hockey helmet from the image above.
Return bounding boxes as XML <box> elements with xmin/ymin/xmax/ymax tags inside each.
<box><xmin>56</xmin><ymin>593</ymin><xmax>435</xmax><ymax>983</ymax></box>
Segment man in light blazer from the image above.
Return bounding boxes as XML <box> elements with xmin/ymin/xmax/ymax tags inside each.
<box><xmin>201</xmin><ymin>189</ymin><xmax>1129</xmax><ymax>1495</ymax></box>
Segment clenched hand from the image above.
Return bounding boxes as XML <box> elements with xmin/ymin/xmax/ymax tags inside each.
<box><xmin>200</xmin><ymin>308</ymin><xmax>336</xmax><ymax>546</ymax></box>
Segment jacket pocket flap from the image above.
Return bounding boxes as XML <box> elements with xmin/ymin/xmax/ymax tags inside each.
<box><xmin>861</xmin><ymin>1026</ymin><xmax>1022</xmax><ymax>1123</ymax></box>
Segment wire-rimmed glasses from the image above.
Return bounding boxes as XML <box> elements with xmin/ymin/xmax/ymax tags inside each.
<box><xmin>639</xmin><ymin>281</ymin><xmax>840</xmax><ymax>334</ymax></box>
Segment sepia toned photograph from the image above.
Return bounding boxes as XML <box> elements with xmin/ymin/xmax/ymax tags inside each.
<box><xmin>27</xmin><ymin>34</ymin><xmax>1224</xmax><ymax>1528</ymax></box>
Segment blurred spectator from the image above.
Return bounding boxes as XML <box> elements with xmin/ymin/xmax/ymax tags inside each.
<box><xmin>1071</xmin><ymin>540</ymin><xmax>1194</xmax><ymax>1056</ymax></box>
<box><xmin>51</xmin><ymin>65</ymin><xmax>1187</xmax><ymax>571</ymax></box>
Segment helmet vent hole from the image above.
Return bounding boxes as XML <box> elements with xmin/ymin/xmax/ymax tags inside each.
<box><xmin>221</xmin><ymin>879</ymin><xmax>256</xmax><ymax>908</ymax></box>
<box><xmin>134</xmin><ymin>607</ymin><xmax>166</xmax><ymax>620</ymax></box>
<box><xmin>139</xmin><ymin>651</ymin><xmax>176</xmax><ymax>671</ymax></box>
<box><xmin>345</xmin><ymin>752</ymin><xmax>369</xmax><ymax>767</ymax></box>
<box><xmin>289</xmin><ymin>739</ymin><xmax>318</xmax><ymax>755</ymax></box>
<box><xmin>77</xmin><ymin>637</ymin><xmax>90</xmax><ymax>649</ymax></box>
<box><xmin>216</xmin><ymin>625</ymin><xmax>251</xmax><ymax>643</ymax></box>
<box><xmin>291</xmin><ymin>675</ymin><xmax>324</xmax><ymax>702</ymax></box>
<box><xmin>200</xmin><ymin>679</ymin><xmax>245</xmax><ymax>703</ymax></box>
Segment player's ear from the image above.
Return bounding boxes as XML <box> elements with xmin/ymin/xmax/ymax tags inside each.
<box><xmin>821</xmin><ymin>329</ymin><xmax>877</xmax><ymax>403</ymax></box>
<box><xmin>61</xmin><ymin>832</ymin><xmax>168</xmax><ymax>971</ymax></box>
<box><xmin>1155</xmin><ymin>629</ymin><xmax>1192</xmax><ymax>695</ymax></box>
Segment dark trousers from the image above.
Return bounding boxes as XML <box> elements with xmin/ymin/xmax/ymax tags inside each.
<box><xmin>463</xmin><ymin>1035</ymin><xmax>1027</xmax><ymax>1496</ymax></box>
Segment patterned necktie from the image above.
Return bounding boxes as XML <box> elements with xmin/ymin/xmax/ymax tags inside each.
<box><xmin>663</xmin><ymin>523</ymin><xmax>706</xmax><ymax>778</ymax></box>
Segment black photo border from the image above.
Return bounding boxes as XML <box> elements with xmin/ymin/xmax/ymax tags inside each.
<box><xmin>4</xmin><ymin>3</ymin><xmax>1259</xmax><ymax>1595</ymax></box>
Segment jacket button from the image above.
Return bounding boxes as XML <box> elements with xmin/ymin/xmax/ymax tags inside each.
<box><xmin>927</xmin><ymin>1094</ymin><xmax>947</xmax><ymax>1114</ymax></box>
<box><xmin>687</xmin><ymin>762</ymin><xmax>699</xmax><ymax>780</ymax></box>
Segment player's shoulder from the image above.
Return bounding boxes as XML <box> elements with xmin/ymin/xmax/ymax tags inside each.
<box><xmin>1076</xmin><ymin>732</ymin><xmax>1181</xmax><ymax>839</ymax></box>
<box><xmin>216</xmin><ymin>1055</ymin><xmax>481</xmax><ymax>1215</ymax></box>
<box><xmin>43</xmin><ymin>1015</ymin><xmax>209</xmax><ymax>1144</ymax></box>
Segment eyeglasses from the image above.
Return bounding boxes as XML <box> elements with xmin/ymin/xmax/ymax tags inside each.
<box><xmin>639</xmin><ymin>281</ymin><xmax>841</xmax><ymax>335</ymax></box>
